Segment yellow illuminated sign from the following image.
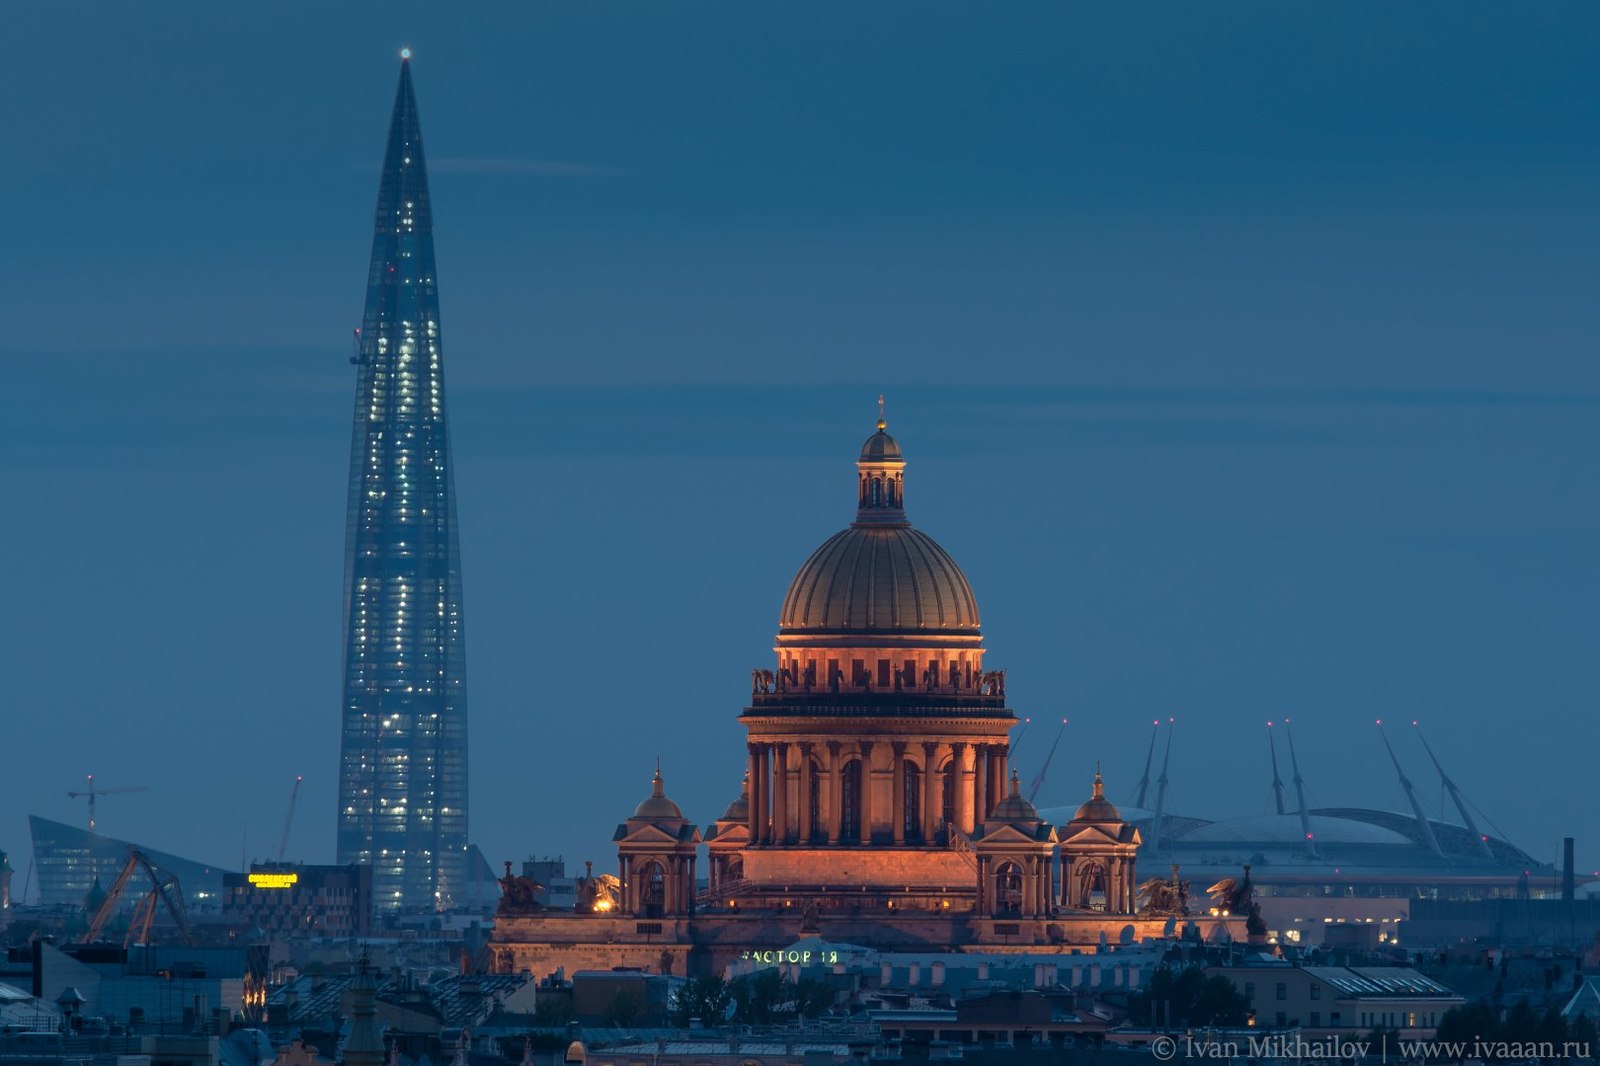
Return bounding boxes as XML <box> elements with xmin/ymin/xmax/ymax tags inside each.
<box><xmin>248</xmin><ymin>872</ymin><xmax>299</xmax><ymax>889</ymax></box>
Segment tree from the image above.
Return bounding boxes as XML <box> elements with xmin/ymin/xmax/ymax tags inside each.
<box><xmin>1366</xmin><ymin>1023</ymin><xmax>1400</xmax><ymax>1060</ymax></box>
<box><xmin>730</xmin><ymin>969</ymin><xmax>789</xmax><ymax>1025</ymax></box>
<box><xmin>1129</xmin><ymin>967</ymin><xmax>1248</xmax><ymax>1028</ymax></box>
<box><xmin>1436</xmin><ymin>1003</ymin><xmax>1498</xmax><ymax>1062</ymax></box>
<box><xmin>1568</xmin><ymin>1013</ymin><xmax>1597</xmax><ymax>1060</ymax></box>
<box><xmin>672</xmin><ymin>975</ymin><xmax>732</xmax><ymax>1027</ymax></box>
<box><xmin>1503</xmin><ymin>999</ymin><xmax>1540</xmax><ymax>1047</ymax></box>
<box><xmin>533</xmin><ymin>997</ymin><xmax>572</xmax><ymax>1027</ymax></box>
<box><xmin>1536</xmin><ymin>1006</ymin><xmax>1568</xmax><ymax>1052</ymax></box>
<box><xmin>793</xmin><ymin>976</ymin><xmax>835</xmax><ymax>1019</ymax></box>
<box><xmin>1191</xmin><ymin>975</ymin><xmax>1251</xmax><ymax>1027</ymax></box>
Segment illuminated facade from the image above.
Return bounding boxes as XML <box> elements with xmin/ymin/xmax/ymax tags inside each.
<box><xmin>492</xmin><ymin>418</ymin><xmax>1247</xmax><ymax>976</ymax></box>
<box><xmin>221</xmin><ymin>863</ymin><xmax>374</xmax><ymax>937</ymax></box>
<box><xmin>336</xmin><ymin>55</ymin><xmax>469</xmax><ymax>913</ymax></box>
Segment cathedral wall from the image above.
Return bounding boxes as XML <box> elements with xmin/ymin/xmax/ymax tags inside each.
<box><xmin>740</xmin><ymin>847</ymin><xmax>973</xmax><ymax>890</ymax></box>
<box><xmin>490</xmin><ymin>911</ymin><xmax>1247</xmax><ymax>980</ymax></box>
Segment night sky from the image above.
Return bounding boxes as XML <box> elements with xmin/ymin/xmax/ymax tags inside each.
<box><xmin>3</xmin><ymin>3</ymin><xmax>1597</xmax><ymax>891</ymax></box>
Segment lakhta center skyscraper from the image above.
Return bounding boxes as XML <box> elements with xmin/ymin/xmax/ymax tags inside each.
<box><xmin>336</xmin><ymin>54</ymin><xmax>468</xmax><ymax>913</ymax></box>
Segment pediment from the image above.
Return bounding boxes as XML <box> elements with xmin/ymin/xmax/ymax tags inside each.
<box><xmin>615</xmin><ymin>822</ymin><xmax>694</xmax><ymax>847</ymax></box>
<box><xmin>707</xmin><ymin>822</ymin><xmax>750</xmax><ymax>847</ymax></box>
<box><xmin>1060</xmin><ymin>823</ymin><xmax>1136</xmax><ymax>848</ymax></box>
<box><xmin>974</xmin><ymin>823</ymin><xmax>1055</xmax><ymax>848</ymax></box>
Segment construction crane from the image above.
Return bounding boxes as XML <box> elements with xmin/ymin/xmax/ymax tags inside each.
<box><xmin>67</xmin><ymin>775</ymin><xmax>149</xmax><ymax>834</ymax></box>
<box><xmin>275</xmin><ymin>776</ymin><xmax>303</xmax><ymax>863</ymax></box>
<box><xmin>1025</xmin><ymin>718</ymin><xmax>1067</xmax><ymax>803</ymax></box>
<box><xmin>83</xmin><ymin>848</ymin><xmax>193</xmax><ymax>947</ymax></box>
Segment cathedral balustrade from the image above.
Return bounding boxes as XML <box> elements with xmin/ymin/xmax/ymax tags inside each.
<box><xmin>745</xmin><ymin>692</ymin><xmax>1011</xmax><ymax>716</ymax></box>
<box><xmin>749</xmin><ymin>665</ymin><xmax>1006</xmax><ymax>701</ymax></box>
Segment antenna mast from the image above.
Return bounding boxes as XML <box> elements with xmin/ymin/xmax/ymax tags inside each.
<box><xmin>1267</xmin><ymin>721</ymin><xmax>1286</xmax><ymax>816</ymax></box>
<box><xmin>1413</xmin><ymin>721</ymin><xmax>1495</xmax><ymax>860</ymax></box>
<box><xmin>1376</xmin><ymin>720</ymin><xmax>1444</xmax><ymax>857</ymax></box>
<box><xmin>1150</xmin><ymin>718</ymin><xmax>1175</xmax><ymax>851</ymax></box>
<box><xmin>1282</xmin><ymin>718</ymin><xmax>1318</xmax><ymax>858</ymax></box>
<box><xmin>1134</xmin><ymin>720</ymin><xmax>1159</xmax><ymax>809</ymax></box>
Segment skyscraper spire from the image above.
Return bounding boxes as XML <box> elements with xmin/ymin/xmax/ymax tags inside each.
<box><xmin>337</xmin><ymin>54</ymin><xmax>469</xmax><ymax>914</ymax></box>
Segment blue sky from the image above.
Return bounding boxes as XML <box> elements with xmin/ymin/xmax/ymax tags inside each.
<box><xmin>1</xmin><ymin>3</ymin><xmax>1597</xmax><ymax>886</ymax></box>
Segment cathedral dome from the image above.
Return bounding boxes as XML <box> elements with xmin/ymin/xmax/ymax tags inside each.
<box><xmin>1069</xmin><ymin>769</ymin><xmax>1123</xmax><ymax>824</ymax></box>
<box><xmin>633</xmin><ymin>769</ymin><xmax>684</xmax><ymax>820</ymax></box>
<box><xmin>778</xmin><ymin>413</ymin><xmax>980</xmax><ymax>637</ymax></box>
<box><xmin>860</xmin><ymin>425</ymin><xmax>902</xmax><ymax>461</ymax></box>
<box><xmin>780</xmin><ymin>526</ymin><xmax>980</xmax><ymax>634</ymax></box>
<box><xmin>989</xmin><ymin>771</ymin><xmax>1041</xmax><ymax>823</ymax></box>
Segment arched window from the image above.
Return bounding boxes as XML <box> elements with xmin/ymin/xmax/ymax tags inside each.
<box><xmin>995</xmin><ymin>861</ymin><xmax>1024</xmax><ymax>916</ymax></box>
<box><xmin>1077</xmin><ymin>860</ymin><xmax>1108</xmax><ymax>911</ymax></box>
<box><xmin>840</xmin><ymin>760</ymin><xmax>862</xmax><ymax>841</ymax></box>
<box><xmin>903</xmin><ymin>760</ymin><xmax>922</xmax><ymax>842</ymax></box>
<box><xmin>870</xmin><ymin>476</ymin><xmax>884</xmax><ymax>506</ymax></box>
<box><xmin>641</xmin><ymin>861</ymin><xmax>666</xmax><ymax>918</ymax></box>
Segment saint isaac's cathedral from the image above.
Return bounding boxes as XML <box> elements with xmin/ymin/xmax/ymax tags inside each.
<box><xmin>491</xmin><ymin>414</ymin><xmax>1248</xmax><ymax>976</ymax></box>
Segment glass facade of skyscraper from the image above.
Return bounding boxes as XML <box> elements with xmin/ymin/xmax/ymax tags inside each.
<box><xmin>336</xmin><ymin>57</ymin><xmax>468</xmax><ymax>913</ymax></box>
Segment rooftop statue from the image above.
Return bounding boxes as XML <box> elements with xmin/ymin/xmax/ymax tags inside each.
<box><xmin>497</xmin><ymin>862</ymin><xmax>546</xmax><ymax>916</ymax></box>
<box><xmin>1137</xmin><ymin>875</ymin><xmax>1189</xmax><ymax>916</ymax></box>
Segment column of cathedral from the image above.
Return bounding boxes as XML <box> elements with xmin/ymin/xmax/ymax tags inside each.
<box><xmin>954</xmin><ymin>743</ymin><xmax>974</xmax><ymax>834</ymax></box>
<box><xmin>992</xmin><ymin>745</ymin><xmax>1008</xmax><ymax>808</ymax></box>
<box><xmin>772</xmin><ymin>742</ymin><xmax>789</xmax><ymax>844</ymax></box>
<box><xmin>974</xmin><ymin>745</ymin><xmax>989</xmax><ymax>821</ymax></box>
<box><xmin>797</xmin><ymin>743</ymin><xmax>814</xmax><ymax>843</ymax></box>
<box><xmin>826</xmin><ymin>741</ymin><xmax>843</xmax><ymax>842</ymax></box>
<box><xmin>858</xmin><ymin>741</ymin><xmax>875</xmax><ymax>844</ymax></box>
<box><xmin>891</xmin><ymin>742</ymin><xmax>907</xmax><ymax>845</ymax></box>
<box><xmin>747</xmin><ymin>744</ymin><xmax>763</xmax><ymax>844</ymax></box>
<box><xmin>921</xmin><ymin>742</ymin><xmax>940</xmax><ymax>842</ymax></box>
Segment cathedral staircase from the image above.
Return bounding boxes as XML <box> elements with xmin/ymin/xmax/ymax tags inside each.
<box><xmin>945</xmin><ymin>823</ymin><xmax>978</xmax><ymax>872</ymax></box>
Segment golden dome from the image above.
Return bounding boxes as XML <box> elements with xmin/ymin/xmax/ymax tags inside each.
<box><xmin>1070</xmin><ymin>768</ymin><xmax>1122</xmax><ymax>824</ymax></box>
<box><xmin>780</xmin><ymin>525</ymin><xmax>979</xmax><ymax>634</ymax></box>
<box><xmin>719</xmin><ymin>772</ymin><xmax>750</xmax><ymax>822</ymax></box>
<box><xmin>988</xmin><ymin>770</ymin><xmax>1040</xmax><ymax>823</ymax></box>
<box><xmin>860</xmin><ymin>426</ymin><xmax>902</xmax><ymax>461</ymax></box>
<box><xmin>632</xmin><ymin>768</ymin><xmax>684</xmax><ymax>820</ymax></box>
<box><xmin>779</xmin><ymin>415</ymin><xmax>980</xmax><ymax>636</ymax></box>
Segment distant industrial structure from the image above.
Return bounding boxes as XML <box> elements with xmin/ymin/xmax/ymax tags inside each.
<box><xmin>24</xmin><ymin>816</ymin><xmax>230</xmax><ymax>912</ymax></box>
<box><xmin>1036</xmin><ymin>718</ymin><xmax>1579</xmax><ymax>946</ymax></box>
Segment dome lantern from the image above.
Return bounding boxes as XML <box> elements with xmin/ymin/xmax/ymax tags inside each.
<box><xmin>855</xmin><ymin>397</ymin><xmax>908</xmax><ymax>526</ymax></box>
